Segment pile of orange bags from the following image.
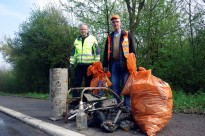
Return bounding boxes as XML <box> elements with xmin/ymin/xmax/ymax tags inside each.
<box><xmin>87</xmin><ymin>61</ymin><xmax>112</xmax><ymax>95</ymax></box>
<box><xmin>121</xmin><ymin>53</ymin><xmax>173</xmax><ymax>136</ymax></box>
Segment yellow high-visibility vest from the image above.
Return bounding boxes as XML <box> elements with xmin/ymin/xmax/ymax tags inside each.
<box><xmin>70</xmin><ymin>35</ymin><xmax>100</xmax><ymax>64</ymax></box>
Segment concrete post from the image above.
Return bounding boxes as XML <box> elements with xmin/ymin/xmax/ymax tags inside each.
<box><xmin>49</xmin><ymin>68</ymin><xmax>68</xmax><ymax>121</ymax></box>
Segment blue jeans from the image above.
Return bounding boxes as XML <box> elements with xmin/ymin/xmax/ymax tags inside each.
<box><xmin>110</xmin><ymin>61</ymin><xmax>130</xmax><ymax>109</ymax></box>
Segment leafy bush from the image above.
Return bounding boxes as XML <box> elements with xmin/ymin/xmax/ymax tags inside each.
<box><xmin>173</xmin><ymin>90</ymin><xmax>205</xmax><ymax>114</ymax></box>
<box><xmin>0</xmin><ymin>68</ymin><xmax>17</xmax><ymax>92</ymax></box>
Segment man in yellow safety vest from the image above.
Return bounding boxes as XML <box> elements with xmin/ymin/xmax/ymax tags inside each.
<box><xmin>70</xmin><ymin>23</ymin><xmax>100</xmax><ymax>97</ymax></box>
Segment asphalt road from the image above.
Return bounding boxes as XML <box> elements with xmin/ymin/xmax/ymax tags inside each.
<box><xmin>0</xmin><ymin>112</ymin><xmax>50</xmax><ymax>136</ymax></box>
<box><xmin>0</xmin><ymin>96</ymin><xmax>205</xmax><ymax>136</ymax></box>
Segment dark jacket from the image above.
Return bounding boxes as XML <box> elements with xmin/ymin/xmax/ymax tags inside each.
<box><xmin>103</xmin><ymin>30</ymin><xmax>136</xmax><ymax>69</ymax></box>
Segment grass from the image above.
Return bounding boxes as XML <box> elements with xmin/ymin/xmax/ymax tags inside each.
<box><xmin>0</xmin><ymin>91</ymin><xmax>49</xmax><ymax>100</ymax></box>
<box><xmin>173</xmin><ymin>90</ymin><xmax>205</xmax><ymax>114</ymax></box>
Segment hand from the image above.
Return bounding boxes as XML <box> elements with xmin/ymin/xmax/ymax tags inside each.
<box><xmin>104</xmin><ymin>67</ymin><xmax>108</xmax><ymax>72</ymax></box>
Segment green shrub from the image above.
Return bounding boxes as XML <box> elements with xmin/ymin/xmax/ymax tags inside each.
<box><xmin>173</xmin><ymin>90</ymin><xmax>205</xmax><ymax>114</ymax></box>
<box><xmin>0</xmin><ymin>69</ymin><xmax>17</xmax><ymax>93</ymax></box>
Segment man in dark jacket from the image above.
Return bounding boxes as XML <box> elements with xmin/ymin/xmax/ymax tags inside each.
<box><xmin>103</xmin><ymin>15</ymin><xmax>136</xmax><ymax>111</ymax></box>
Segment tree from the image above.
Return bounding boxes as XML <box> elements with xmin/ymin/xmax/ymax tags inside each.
<box><xmin>62</xmin><ymin>0</ymin><xmax>128</xmax><ymax>36</ymax></box>
<box><xmin>124</xmin><ymin>0</ymin><xmax>145</xmax><ymax>39</ymax></box>
<box><xmin>0</xmin><ymin>4</ymin><xmax>78</xmax><ymax>93</ymax></box>
<box><xmin>136</xmin><ymin>0</ymin><xmax>181</xmax><ymax>65</ymax></box>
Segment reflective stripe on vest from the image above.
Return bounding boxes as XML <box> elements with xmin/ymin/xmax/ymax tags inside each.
<box><xmin>107</xmin><ymin>36</ymin><xmax>111</xmax><ymax>61</ymax></box>
<box><xmin>107</xmin><ymin>31</ymin><xmax>129</xmax><ymax>61</ymax></box>
<box><xmin>71</xmin><ymin>35</ymin><xmax>98</xmax><ymax>64</ymax></box>
<box><xmin>122</xmin><ymin>31</ymin><xmax>129</xmax><ymax>58</ymax></box>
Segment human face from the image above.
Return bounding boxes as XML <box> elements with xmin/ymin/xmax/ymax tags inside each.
<box><xmin>111</xmin><ymin>19</ymin><xmax>121</xmax><ymax>32</ymax></box>
<box><xmin>80</xmin><ymin>24</ymin><xmax>88</xmax><ymax>37</ymax></box>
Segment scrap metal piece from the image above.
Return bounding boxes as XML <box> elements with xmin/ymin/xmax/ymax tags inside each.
<box><xmin>120</xmin><ymin>120</ymin><xmax>132</xmax><ymax>131</ymax></box>
<box><xmin>101</xmin><ymin>120</ymin><xmax>119</xmax><ymax>133</ymax></box>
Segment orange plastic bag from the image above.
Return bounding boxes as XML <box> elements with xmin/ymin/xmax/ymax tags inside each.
<box><xmin>130</xmin><ymin>69</ymin><xmax>173</xmax><ymax>136</ymax></box>
<box><xmin>127</xmin><ymin>52</ymin><xmax>137</xmax><ymax>75</ymax></box>
<box><xmin>121</xmin><ymin>54</ymin><xmax>173</xmax><ymax>136</ymax></box>
<box><xmin>87</xmin><ymin>61</ymin><xmax>112</xmax><ymax>95</ymax></box>
<box><xmin>121</xmin><ymin>53</ymin><xmax>137</xmax><ymax>95</ymax></box>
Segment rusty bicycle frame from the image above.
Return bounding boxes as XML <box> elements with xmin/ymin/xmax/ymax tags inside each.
<box><xmin>64</xmin><ymin>87</ymin><xmax>123</xmax><ymax>123</ymax></box>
